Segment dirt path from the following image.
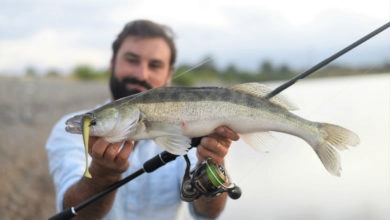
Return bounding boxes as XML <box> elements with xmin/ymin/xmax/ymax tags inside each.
<box><xmin>0</xmin><ymin>77</ymin><xmax>109</xmax><ymax>219</ymax></box>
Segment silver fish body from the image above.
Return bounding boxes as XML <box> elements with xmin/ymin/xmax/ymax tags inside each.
<box><xmin>66</xmin><ymin>83</ymin><xmax>360</xmax><ymax>176</ymax></box>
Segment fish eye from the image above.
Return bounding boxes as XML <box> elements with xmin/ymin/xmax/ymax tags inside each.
<box><xmin>90</xmin><ymin>120</ymin><xmax>96</xmax><ymax>126</ymax></box>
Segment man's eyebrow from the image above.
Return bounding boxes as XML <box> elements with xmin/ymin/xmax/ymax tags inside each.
<box><xmin>123</xmin><ymin>51</ymin><xmax>165</xmax><ymax>66</ymax></box>
<box><xmin>123</xmin><ymin>51</ymin><xmax>140</xmax><ymax>58</ymax></box>
<box><xmin>150</xmin><ymin>59</ymin><xmax>163</xmax><ymax>64</ymax></box>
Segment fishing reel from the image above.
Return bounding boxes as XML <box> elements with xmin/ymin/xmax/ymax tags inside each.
<box><xmin>180</xmin><ymin>157</ymin><xmax>242</xmax><ymax>202</ymax></box>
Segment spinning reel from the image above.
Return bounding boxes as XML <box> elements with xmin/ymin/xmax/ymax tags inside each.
<box><xmin>180</xmin><ymin>157</ymin><xmax>242</xmax><ymax>202</ymax></box>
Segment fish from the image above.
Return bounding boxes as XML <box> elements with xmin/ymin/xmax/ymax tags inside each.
<box><xmin>65</xmin><ymin>83</ymin><xmax>360</xmax><ymax>178</ymax></box>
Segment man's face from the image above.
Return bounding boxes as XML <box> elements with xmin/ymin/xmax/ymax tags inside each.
<box><xmin>110</xmin><ymin>36</ymin><xmax>173</xmax><ymax>100</ymax></box>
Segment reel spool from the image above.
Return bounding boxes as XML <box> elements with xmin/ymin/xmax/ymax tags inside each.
<box><xmin>181</xmin><ymin>158</ymin><xmax>242</xmax><ymax>202</ymax></box>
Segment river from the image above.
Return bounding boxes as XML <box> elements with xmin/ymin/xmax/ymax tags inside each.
<box><xmin>184</xmin><ymin>73</ymin><xmax>390</xmax><ymax>219</ymax></box>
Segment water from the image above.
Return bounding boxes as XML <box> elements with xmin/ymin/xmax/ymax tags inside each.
<box><xmin>186</xmin><ymin>74</ymin><xmax>390</xmax><ymax>219</ymax></box>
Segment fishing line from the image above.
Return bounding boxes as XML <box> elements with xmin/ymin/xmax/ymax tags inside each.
<box><xmin>172</xmin><ymin>57</ymin><xmax>214</xmax><ymax>80</ymax></box>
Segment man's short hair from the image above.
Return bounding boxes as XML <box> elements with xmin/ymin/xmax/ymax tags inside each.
<box><xmin>112</xmin><ymin>19</ymin><xmax>177</xmax><ymax>67</ymax></box>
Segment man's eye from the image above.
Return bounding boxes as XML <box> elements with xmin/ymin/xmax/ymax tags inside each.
<box><xmin>150</xmin><ymin>62</ymin><xmax>163</xmax><ymax>69</ymax></box>
<box><xmin>128</xmin><ymin>59</ymin><xmax>138</xmax><ymax>64</ymax></box>
<box><xmin>90</xmin><ymin>120</ymin><xmax>96</xmax><ymax>126</ymax></box>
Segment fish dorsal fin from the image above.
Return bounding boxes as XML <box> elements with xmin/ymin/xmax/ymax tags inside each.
<box><xmin>230</xmin><ymin>83</ymin><xmax>298</xmax><ymax>110</ymax></box>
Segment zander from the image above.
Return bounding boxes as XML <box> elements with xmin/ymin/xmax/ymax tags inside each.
<box><xmin>66</xmin><ymin>83</ymin><xmax>360</xmax><ymax>178</ymax></box>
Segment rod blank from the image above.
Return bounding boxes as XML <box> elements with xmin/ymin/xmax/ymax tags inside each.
<box><xmin>265</xmin><ymin>21</ymin><xmax>390</xmax><ymax>100</ymax></box>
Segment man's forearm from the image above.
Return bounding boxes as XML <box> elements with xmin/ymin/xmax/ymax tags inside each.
<box><xmin>62</xmin><ymin>138</ymin><xmax>133</xmax><ymax>219</ymax></box>
<box><xmin>63</xmin><ymin>171</ymin><xmax>122</xmax><ymax>219</ymax></box>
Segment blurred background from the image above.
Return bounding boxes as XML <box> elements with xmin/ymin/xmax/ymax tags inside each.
<box><xmin>1</xmin><ymin>0</ymin><xmax>389</xmax><ymax>78</ymax></box>
<box><xmin>0</xmin><ymin>0</ymin><xmax>389</xmax><ymax>219</ymax></box>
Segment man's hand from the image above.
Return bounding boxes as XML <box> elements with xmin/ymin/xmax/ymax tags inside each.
<box><xmin>196</xmin><ymin>126</ymin><xmax>240</xmax><ymax>164</ymax></box>
<box><xmin>87</xmin><ymin>137</ymin><xmax>134</xmax><ymax>178</ymax></box>
<box><xmin>63</xmin><ymin>137</ymin><xmax>134</xmax><ymax>219</ymax></box>
<box><xmin>192</xmin><ymin>126</ymin><xmax>239</xmax><ymax>218</ymax></box>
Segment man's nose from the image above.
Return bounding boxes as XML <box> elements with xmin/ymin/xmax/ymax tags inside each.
<box><xmin>134</xmin><ymin>63</ymin><xmax>149</xmax><ymax>80</ymax></box>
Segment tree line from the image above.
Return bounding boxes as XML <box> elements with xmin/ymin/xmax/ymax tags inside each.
<box><xmin>25</xmin><ymin>59</ymin><xmax>390</xmax><ymax>86</ymax></box>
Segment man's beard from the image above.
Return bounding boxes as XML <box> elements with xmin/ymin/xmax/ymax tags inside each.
<box><xmin>109</xmin><ymin>73</ymin><xmax>153</xmax><ymax>100</ymax></box>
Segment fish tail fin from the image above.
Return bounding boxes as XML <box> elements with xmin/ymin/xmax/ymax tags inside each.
<box><xmin>314</xmin><ymin>123</ymin><xmax>360</xmax><ymax>176</ymax></box>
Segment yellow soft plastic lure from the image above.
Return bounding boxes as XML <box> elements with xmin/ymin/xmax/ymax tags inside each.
<box><xmin>82</xmin><ymin>117</ymin><xmax>92</xmax><ymax>178</ymax></box>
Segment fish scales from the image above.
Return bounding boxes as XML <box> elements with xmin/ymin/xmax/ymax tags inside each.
<box><xmin>126</xmin><ymin>88</ymin><xmax>270</xmax><ymax>129</ymax></box>
<box><xmin>127</xmin><ymin>86</ymin><xmax>292</xmax><ymax>121</ymax></box>
<box><xmin>127</xmin><ymin>86</ymin><xmax>258</xmax><ymax>106</ymax></box>
<box><xmin>124</xmin><ymin>86</ymin><xmax>321</xmax><ymax>151</ymax></box>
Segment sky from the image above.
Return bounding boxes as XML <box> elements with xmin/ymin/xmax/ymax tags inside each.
<box><xmin>0</xmin><ymin>0</ymin><xmax>389</xmax><ymax>75</ymax></box>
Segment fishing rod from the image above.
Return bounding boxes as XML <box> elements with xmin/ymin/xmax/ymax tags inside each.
<box><xmin>48</xmin><ymin>151</ymin><xmax>180</xmax><ymax>220</ymax></box>
<box><xmin>264</xmin><ymin>21</ymin><xmax>390</xmax><ymax>100</ymax></box>
<box><xmin>48</xmin><ymin>21</ymin><xmax>389</xmax><ymax>220</ymax></box>
<box><xmin>49</xmin><ymin>138</ymin><xmax>240</xmax><ymax>220</ymax></box>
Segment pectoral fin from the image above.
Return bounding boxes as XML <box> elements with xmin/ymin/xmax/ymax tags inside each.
<box><xmin>154</xmin><ymin>135</ymin><xmax>192</xmax><ymax>155</ymax></box>
<box><xmin>149</xmin><ymin>122</ymin><xmax>191</xmax><ymax>155</ymax></box>
<box><xmin>152</xmin><ymin>123</ymin><xmax>192</xmax><ymax>155</ymax></box>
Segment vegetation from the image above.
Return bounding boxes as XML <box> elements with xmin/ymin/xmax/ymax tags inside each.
<box><xmin>71</xmin><ymin>64</ymin><xmax>110</xmax><ymax>81</ymax></box>
<box><xmin>170</xmin><ymin>59</ymin><xmax>390</xmax><ymax>86</ymax></box>
<box><xmin>22</xmin><ymin>59</ymin><xmax>390</xmax><ymax>86</ymax></box>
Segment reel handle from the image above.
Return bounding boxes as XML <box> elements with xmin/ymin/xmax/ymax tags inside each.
<box><xmin>227</xmin><ymin>185</ymin><xmax>242</xmax><ymax>200</ymax></box>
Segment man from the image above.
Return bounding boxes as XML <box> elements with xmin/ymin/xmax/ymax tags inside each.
<box><xmin>46</xmin><ymin>20</ymin><xmax>239</xmax><ymax>219</ymax></box>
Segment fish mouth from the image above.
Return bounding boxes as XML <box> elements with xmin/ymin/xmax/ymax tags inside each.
<box><xmin>65</xmin><ymin>115</ymin><xmax>83</xmax><ymax>134</ymax></box>
<box><xmin>65</xmin><ymin>114</ymin><xmax>93</xmax><ymax>134</ymax></box>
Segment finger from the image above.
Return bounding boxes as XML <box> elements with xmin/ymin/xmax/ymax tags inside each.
<box><xmin>200</xmin><ymin>137</ymin><xmax>218</xmax><ymax>151</ymax></box>
<box><xmin>197</xmin><ymin>144</ymin><xmax>224</xmax><ymax>164</ymax></box>
<box><xmin>115</xmin><ymin>141</ymin><xmax>134</xmax><ymax>164</ymax></box>
<box><xmin>215</xmin><ymin>126</ymin><xmax>240</xmax><ymax>141</ymax></box>
<box><xmin>202</xmin><ymin>135</ymin><xmax>232</xmax><ymax>152</ymax></box>
<box><xmin>196</xmin><ymin>144</ymin><xmax>212</xmax><ymax>161</ymax></box>
<box><xmin>103</xmin><ymin>142</ymin><xmax>122</xmax><ymax>161</ymax></box>
<box><xmin>198</xmin><ymin>137</ymin><xmax>229</xmax><ymax>163</ymax></box>
<box><xmin>88</xmin><ymin>136</ymin><xmax>99</xmax><ymax>154</ymax></box>
<box><xmin>90</xmin><ymin>138</ymin><xmax>109</xmax><ymax>159</ymax></box>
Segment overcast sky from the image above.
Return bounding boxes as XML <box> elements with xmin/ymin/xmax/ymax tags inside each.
<box><xmin>0</xmin><ymin>0</ymin><xmax>389</xmax><ymax>75</ymax></box>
